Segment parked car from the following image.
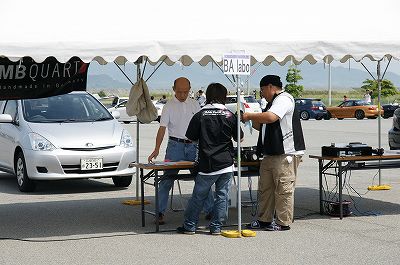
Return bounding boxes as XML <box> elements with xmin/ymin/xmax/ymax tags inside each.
<box><xmin>153</xmin><ymin>101</ymin><xmax>164</xmax><ymax>122</ymax></box>
<box><xmin>295</xmin><ymin>98</ymin><xmax>327</xmax><ymax>120</ymax></box>
<box><xmin>325</xmin><ymin>100</ymin><xmax>383</xmax><ymax>120</ymax></box>
<box><xmin>225</xmin><ymin>95</ymin><xmax>262</xmax><ymax>114</ymax></box>
<box><xmin>107</xmin><ymin>99</ymin><xmax>164</xmax><ymax>123</ymax></box>
<box><xmin>0</xmin><ymin>92</ymin><xmax>136</xmax><ymax>192</ymax></box>
<box><xmin>382</xmin><ymin>101</ymin><xmax>400</xmax><ymax>119</ymax></box>
<box><xmin>388</xmin><ymin>108</ymin><xmax>400</xmax><ymax>149</ymax></box>
<box><xmin>111</xmin><ymin>96</ymin><xmax>129</xmax><ymax>107</ymax></box>
<box><xmin>243</xmin><ymin>95</ymin><xmax>262</xmax><ymax>113</ymax></box>
<box><xmin>107</xmin><ymin>100</ymin><xmax>134</xmax><ymax>124</ymax></box>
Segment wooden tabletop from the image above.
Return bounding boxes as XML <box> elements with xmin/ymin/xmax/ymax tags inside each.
<box><xmin>130</xmin><ymin>161</ymin><xmax>260</xmax><ymax>170</ymax></box>
<box><xmin>309</xmin><ymin>154</ymin><xmax>400</xmax><ymax>161</ymax></box>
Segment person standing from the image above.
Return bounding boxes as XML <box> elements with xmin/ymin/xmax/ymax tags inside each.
<box><xmin>242</xmin><ymin>75</ymin><xmax>305</xmax><ymax>231</ymax></box>
<box><xmin>260</xmin><ymin>91</ymin><xmax>267</xmax><ymax>110</ymax></box>
<box><xmin>148</xmin><ymin>77</ymin><xmax>213</xmax><ymax>224</ymax></box>
<box><xmin>364</xmin><ymin>90</ymin><xmax>372</xmax><ymax>104</ymax></box>
<box><xmin>196</xmin><ymin>89</ymin><xmax>206</xmax><ymax>107</ymax></box>
<box><xmin>177</xmin><ymin>83</ymin><xmax>243</xmax><ymax>235</ymax></box>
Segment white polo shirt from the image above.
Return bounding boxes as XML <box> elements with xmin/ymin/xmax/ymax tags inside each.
<box><xmin>160</xmin><ymin>96</ymin><xmax>201</xmax><ymax>139</ymax></box>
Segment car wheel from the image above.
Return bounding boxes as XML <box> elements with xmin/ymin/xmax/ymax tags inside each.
<box><xmin>337</xmin><ymin>118</ymin><xmax>344</xmax><ymax>120</ymax></box>
<box><xmin>324</xmin><ymin>112</ymin><xmax>331</xmax><ymax>120</ymax></box>
<box><xmin>15</xmin><ymin>151</ymin><xmax>36</xmax><ymax>192</ymax></box>
<box><xmin>300</xmin><ymin>111</ymin><xmax>310</xmax><ymax>120</ymax></box>
<box><xmin>112</xmin><ymin>176</ymin><xmax>132</xmax><ymax>187</ymax></box>
<box><xmin>355</xmin><ymin>110</ymin><xmax>365</xmax><ymax>120</ymax></box>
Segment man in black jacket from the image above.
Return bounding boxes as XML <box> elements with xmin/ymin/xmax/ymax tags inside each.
<box><xmin>177</xmin><ymin>83</ymin><xmax>243</xmax><ymax>235</ymax></box>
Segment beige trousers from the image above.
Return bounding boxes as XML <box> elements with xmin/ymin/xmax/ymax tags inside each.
<box><xmin>258</xmin><ymin>154</ymin><xmax>301</xmax><ymax>226</ymax></box>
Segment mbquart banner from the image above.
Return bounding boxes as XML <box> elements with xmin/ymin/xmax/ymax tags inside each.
<box><xmin>0</xmin><ymin>56</ymin><xmax>88</xmax><ymax>100</ymax></box>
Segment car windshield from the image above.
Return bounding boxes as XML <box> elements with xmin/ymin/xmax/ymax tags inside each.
<box><xmin>355</xmin><ymin>100</ymin><xmax>369</xmax><ymax>106</ymax></box>
<box><xmin>22</xmin><ymin>93</ymin><xmax>113</xmax><ymax>123</ymax></box>
<box><xmin>244</xmin><ymin>96</ymin><xmax>257</xmax><ymax>103</ymax></box>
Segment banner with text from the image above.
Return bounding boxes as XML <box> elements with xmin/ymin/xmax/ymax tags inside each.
<box><xmin>0</xmin><ymin>56</ymin><xmax>88</xmax><ymax>100</ymax></box>
<box><xmin>223</xmin><ymin>53</ymin><xmax>251</xmax><ymax>75</ymax></box>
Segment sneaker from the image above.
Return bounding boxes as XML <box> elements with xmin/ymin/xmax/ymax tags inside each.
<box><xmin>245</xmin><ymin>220</ymin><xmax>271</xmax><ymax>230</ymax></box>
<box><xmin>210</xmin><ymin>230</ymin><xmax>221</xmax><ymax>236</ymax></box>
<box><xmin>154</xmin><ymin>213</ymin><xmax>165</xmax><ymax>225</ymax></box>
<box><xmin>176</xmin><ymin>226</ymin><xmax>195</xmax><ymax>235</ymax></box>
<box><xmin>205</xmin><ymin>212</ymin><xmax>212</xmax><ymax>221</ymax></box>
<box><xmin>265</xmin><ymin>223</ymin><xmax>290</xmax><ymax>231</ymax></box>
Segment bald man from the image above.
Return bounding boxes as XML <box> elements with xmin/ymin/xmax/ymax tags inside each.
<box><xmin>148</xmin><ymin>77</ymin><xmax>213</xmax><ymax>225</ymax></box>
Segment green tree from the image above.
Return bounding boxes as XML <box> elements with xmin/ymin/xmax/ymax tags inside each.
<box><xmin>98</xmin><ymin>90</ymin><xmax>107</xmax><ymax>98</ymax></box>
<box><xmin>285</xmin><ymin>65</ymin><xmax>304</xmax><ymax>98</ymax></box>
<box><xmin>361</xmin><ymin>79</ymin><xmax>398</xmax><ymax>98</ymax></box>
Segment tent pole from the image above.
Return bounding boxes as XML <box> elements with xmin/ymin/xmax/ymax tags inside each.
<box><xmin>377</xmin><ymin>61</ymin><xmax>382</xmax><ymax>186</ymax></box>
<box><xmin>236</xmin><ymin>74</ymin><xmax>242</xmax><ymax>235</ymax></box>
<box><xmin>135</xmin><ymin>61</ymin><xmax>141</xmax><ymax>200</ymax></box>
<box><xmin>328</xmin><ymin>63</ymin><xmax>332</xmax><ymax>106</ymax></box>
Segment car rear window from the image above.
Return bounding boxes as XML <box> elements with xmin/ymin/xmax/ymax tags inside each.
<box><xmin>312</xmin><ymin>101</ymin><xmax>325</xmax><ymax>106</ymax></box>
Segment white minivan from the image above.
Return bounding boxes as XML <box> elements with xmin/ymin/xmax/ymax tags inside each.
<box><xmin>0</xmin><ymin>92</ymin><xmax>136</xmax><ymax>192</ymax></box>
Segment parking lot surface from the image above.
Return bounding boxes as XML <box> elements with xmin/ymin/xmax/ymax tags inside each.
<box><xmin>0</xmin><ymin>118</ymin><xmax>399</xmax><ymax>265</ymax></box>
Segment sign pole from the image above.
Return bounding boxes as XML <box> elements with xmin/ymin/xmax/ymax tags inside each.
<box><xmin>236</xmin><ymin>74</ymin><xmax>242</xmax><ymax>235</ymax></box>
<box><xmin>220</xmin><ymin>52</ymin><xmax>254</xmax><ymax>238</ymax></box>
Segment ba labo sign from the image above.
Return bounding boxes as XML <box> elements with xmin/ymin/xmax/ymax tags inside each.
<box><xmin>223</xmin><ymin>54</ymin><xmax>250</xmax><ymax>75</ymax></box>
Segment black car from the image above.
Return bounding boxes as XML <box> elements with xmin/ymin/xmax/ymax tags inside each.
<box><xmin>295</xmin><ymin>98</ymin><xmax>327</xmax><ymax>120</ymax></box>
<box><xmin>382</xmin><ymin>101</ymin><xmax>400</xmax><ymax>118</ymax></box>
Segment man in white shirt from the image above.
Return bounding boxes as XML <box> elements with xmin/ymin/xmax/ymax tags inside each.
<box><xmin>148</xmin><ymin>77</ymin><xmax>213</xmax><ymax>224</ymax></box>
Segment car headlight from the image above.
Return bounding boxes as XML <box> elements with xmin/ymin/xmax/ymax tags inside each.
<box><xmin>28</xmin><ymin>133</ymin><xmax>56</xmax><ymax>151</ymax></box>
<box><xmin>120</xmin><ymin>129</ymin><xmax>133</xmax><ymax>148</ymax></box>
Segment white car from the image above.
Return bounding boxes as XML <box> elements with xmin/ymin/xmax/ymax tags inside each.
<box><xmin>0</xmin><ymin>92</ymin><xmax>136</xmax><ymax>192</ymax></box>
<box><xmin>225</xmin><ymin>95</ymin><xmax>262</xmax><ymax>114</ymax></box>
<box><xmin>153</xmin><ymin>101</ymin><xmax>164</xmax><ymax>122</ymax></box>
<box><xmin>107</xmin><ymin>99</ymin><xmax>164</xmax><ymax>123</ymax></box>
<box><xmin>107</xmin><ymin>100</ymin><xmax>135</xmax><ymax>124</ymax></box>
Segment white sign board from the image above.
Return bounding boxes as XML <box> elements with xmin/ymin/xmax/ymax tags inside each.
<box><xmin>223</xmin><ymin>53</ymin><xmax>251</xmax><ymax>75</ymax></box>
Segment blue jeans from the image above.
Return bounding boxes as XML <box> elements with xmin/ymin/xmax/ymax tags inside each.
<box><xmin>158</xmin><ymin>139</ymin><xmax>214</xmax><ymax>214</ymax></box>
<box><xmin>183</xmin><ymin>172</ymin><xmax>233</xmax><ymax>232</ymax></box>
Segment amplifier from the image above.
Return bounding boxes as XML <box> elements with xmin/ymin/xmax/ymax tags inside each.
<box><xmin>322</xmin><ymin>143</ymin><xmax>373</xmax><ymax>157</ymax></box>
<box><xmin>233</xmin><ymin>146</ymin><xmax>260</xmax><ymax>162</ymax></box>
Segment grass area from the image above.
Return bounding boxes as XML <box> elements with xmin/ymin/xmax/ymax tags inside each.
<box><xmin>94</xmin><ymin>88</ymin><xmax>400</xmax><ymax>107</ymax></box>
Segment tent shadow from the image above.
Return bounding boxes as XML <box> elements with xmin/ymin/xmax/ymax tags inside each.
<box><xmin>0</xmin><ymin>187</ymin><xmax>398</xmax><ymax>240</ymax></box>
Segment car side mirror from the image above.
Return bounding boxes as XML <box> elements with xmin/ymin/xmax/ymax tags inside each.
<box><xmin>0</xmin><ymin>114</ymin><xmax>13</xmax><ymax>123</ymax></box>
<box><xmin>111</xmin><ymin>110</ymin><xmax>120</xmax><ymax>119</ymax></box>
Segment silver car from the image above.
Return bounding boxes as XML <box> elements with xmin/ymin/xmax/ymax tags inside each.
<box><xmin>0</xmin><ymin>92</ymin><xmax>135</xmax><ymax>192</ymax></box>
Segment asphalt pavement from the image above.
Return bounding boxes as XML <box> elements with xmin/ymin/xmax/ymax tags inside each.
<box><xmin>0</xmin><ymin>118</ymin><xmax>399</xmax><ymax>265</ymax></box>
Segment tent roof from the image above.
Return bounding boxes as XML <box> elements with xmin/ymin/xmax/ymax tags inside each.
<box><xmin>2</xmin><ymin>0</ymin><xmax>400</xmax><ymax>65</ymax></box>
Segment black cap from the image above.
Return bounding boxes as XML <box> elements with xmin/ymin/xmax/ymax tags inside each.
<box><xmin>260</xmin><ymin>75</ymin><xmax>282</xmax><ymax>88</ymax></box>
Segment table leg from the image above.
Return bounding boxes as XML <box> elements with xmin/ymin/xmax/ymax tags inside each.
<box><xmin>338</xmin><ymin>161</ymin><xmax>343</xmax><ymax>219</ymax></box>
<box><xmin>140</xmin><ymin>168</ymin><xmax>146</xmax><ymax>227</ymax></box>
<box><xmin>155</xmin><ymin>170</ymin><xmax>159</xmax><ymax>232</ymax></box>
<box><xmin>319</xmin><ymin>159</ymin><xmax>324</xmax><ymax>215</ymax></box>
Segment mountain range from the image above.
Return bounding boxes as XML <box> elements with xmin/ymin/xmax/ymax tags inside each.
<box><xmin>87</xmin><ymin>61</ymin><xmax>400</xmax><ymax>91</ymax></box>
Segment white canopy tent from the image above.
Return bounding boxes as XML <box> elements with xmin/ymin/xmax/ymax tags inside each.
<box><xmin>2</xmin><ymin>0</ymin><xmax>400</xmax><ymax>233</ymax></box>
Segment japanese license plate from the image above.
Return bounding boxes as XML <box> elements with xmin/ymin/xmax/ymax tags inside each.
<box><xmin>81</xmin><ymin>158</ymin><xmax>103</xmax><ymax>170</ymax></box>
